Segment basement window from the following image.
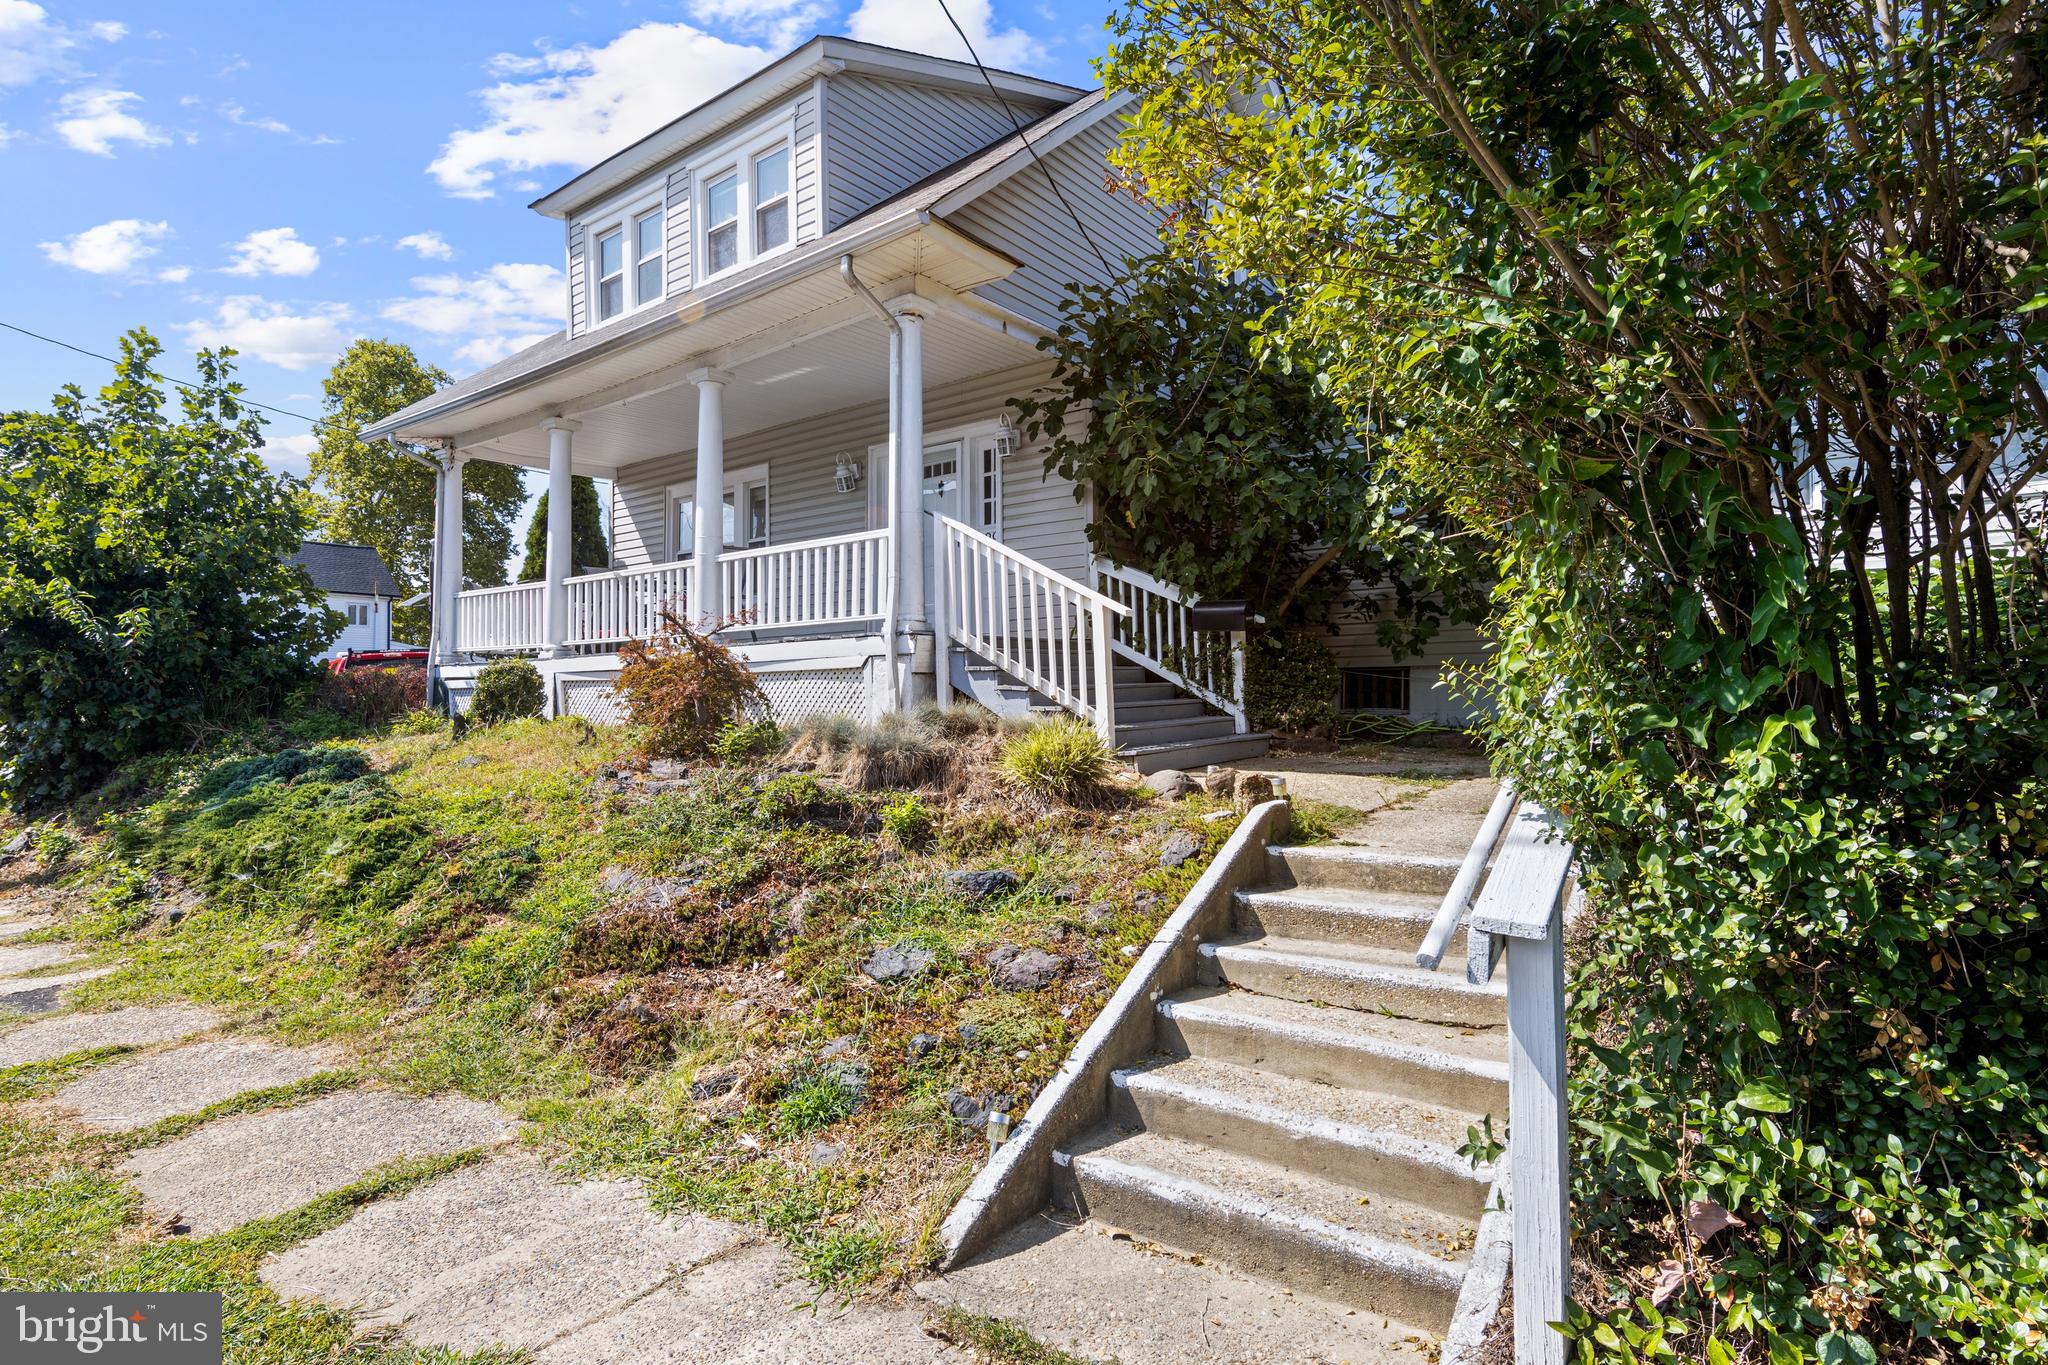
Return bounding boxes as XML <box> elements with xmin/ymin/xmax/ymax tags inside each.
<box><xmin>1341</xmin><ymin>667</ymin><xmax>1411</xmax><ymax>713</ymax></box>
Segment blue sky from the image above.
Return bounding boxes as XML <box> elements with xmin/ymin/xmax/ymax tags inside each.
<box><xmin>0</xmin><ymin>0</ymin><xmax>1112</xmax><ymax>531</ymax></box>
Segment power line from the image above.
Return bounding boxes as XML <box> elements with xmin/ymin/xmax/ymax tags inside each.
<box><xmin>933</xmin><ymin>0</ymin><xmax>1122</xmax><ymax>282</ymax></box>
<box><xmin>0</xmin><ymin>319</ymin><xmax>341</xmax><ymax>435</ymax></box>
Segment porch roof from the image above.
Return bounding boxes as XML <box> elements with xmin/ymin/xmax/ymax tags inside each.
<box><xmin>362</xmin><ymin>91</ymin><xmax>1112</xmax><ymax>459</ymax></box>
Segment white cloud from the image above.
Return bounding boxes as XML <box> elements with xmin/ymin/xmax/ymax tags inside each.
<box><xmin>156</xmin><ymin>264</ymin><xmax>191</xmax><ymax>283</ymax></box>
<box><xmin>846</xmin><ymin>0</ymin><xmax>1043</xmax><ymax>70</ymax></box>
<box><xmin>89</xmin><ymin>19</ymin><xmax>124</xmax><ymax>41</ymax></box>
<box><xmin>687</xmin><ymin>0</ymin><xmax>829</xmax><ymax>51</ymax></box>
<box><xmin>178</xmin><ymin>297</ymin><xmax>355</xmax><ymax>371</ymax></box>
<box><xmin>258</xmin><ymin>431</ymin><xmax>317</xmax><ymax>479</ymax></box>
<box><xmin>395</xmin><ymin>231</ymin><xmax>453</xmax><ymax>261</ymax></box>
<box><xmin>224</xmin><ymin>226</ymin><xmax>320</xmax><ymax>277</ymax></box>
<box><xmin>221</xmin><ymin>101</ymin><xmax>290</xmax><ymax>135</ymax></box>
<box><xmin>429</xmin><ymin>23</ymin><xmax>772</xmax><ymax>199</ymax></box>
<box><xmin>381</xmin><ymin>262</ymin><xmax>563</xmax><ymax>370</ymax></box>
<box><xmin>0</xmin><ymin>121</ymin><xmax>16</xmax><ymax>147</ymax></box>
<box><xmin>0</xmin><ymin>0</ymin><xmax>72</xmax><ymax>88</ymax></box>
<box><xmin>38</xmin><ymin>217</ymin><xmax>170</xmax><ymax>274</ymax></box>
<box><xmin>53</xmin><ymin>87</ymin><xmax>168</xmax><ymax>155</ymax></box>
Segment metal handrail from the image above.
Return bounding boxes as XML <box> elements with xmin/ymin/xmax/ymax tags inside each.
<box><xmin>1416</xmin><ymin>779</ymin><xmax>1520</xmax><ymax>970</ymax></box>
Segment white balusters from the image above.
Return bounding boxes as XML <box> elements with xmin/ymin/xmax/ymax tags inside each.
<box><xmin>1093</xmin><ymin>560</ymin><xmax>1248</xmax><ymax>732</ymax></box>
<box><xmin>718</xmin><ymin>530</ymin><xmax>887</xmax><ymax>631</ymax></box>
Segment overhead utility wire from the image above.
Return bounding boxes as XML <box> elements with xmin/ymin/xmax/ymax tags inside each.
<box><xmin>933</xmin><ymin>0</ymin><xmax>1122</xmax><ymax>282</ymax></box>
<box><xmin>0</xmin><ymin>318</ymin><xmax>342</xmax><ymax>435</ymax></box>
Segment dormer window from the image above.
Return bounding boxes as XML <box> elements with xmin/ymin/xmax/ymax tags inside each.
<box><xmin>691</xmin><ymin>110</ymin><xmax>795</xmax><ymax>285</ymax></box>
<box><xmin>584</xmin><ymin>190</ymin><xmax>666</xmax><ymax>328</ymax></box>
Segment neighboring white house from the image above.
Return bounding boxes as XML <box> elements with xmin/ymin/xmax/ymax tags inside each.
<box><xmin>293</xmin><ymin>541</ymin><xmax>401</xmax><ymax>661</ymax></box>
<box><xmin>363</xmin><ymin>36</ymin><xmax>1477</xmax><ymax>767</ymax></box>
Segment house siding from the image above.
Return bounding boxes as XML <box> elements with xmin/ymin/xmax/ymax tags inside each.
<box><xmin>609</xmin><ymin>362</ymin><xmax>1088</xmax><ymax>584</ymax></box>
<box><xmin>318</xmin><ymin>592</ymin><xmax>393</xmax><ymax>661</ymax></box>
<box><xmin>1326</xmin><ymin>595</ymin><xmax>1491</xmax><ymax>725</ymax></box>
<box><xmin>566</xmin><ymin>222</ymin><xmax>587</xmax><ymax>338</ymax></box>
<box><xmin>821</xmin><ymin>76</ymin><xmax>1034</xmax><ymax>230</ymax></box>
<box><xmin>946</xmin><ymin>117</ymin><xmax>1164</xmax><ymax>332</ymax></box>
<box><xmin>663</xmin><ymin>168</ymin><xmax>692</xmax><ymax>296</ymax></box>
<box><xmin>794</xmin><ymin>81</ymin><xmax>823</xmax><ymax>245</ymax></box>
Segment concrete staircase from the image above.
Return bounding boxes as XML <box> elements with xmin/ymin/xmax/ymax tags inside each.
<box><xmin>950</xmin><ymin>652</ymin><xmax>1270</xmax><ymax>773</ymax></box>
<box><xmin>1048</xmin><ymin>841</ymin><xmax>1508</xmax><ymax>1341</ymax></box>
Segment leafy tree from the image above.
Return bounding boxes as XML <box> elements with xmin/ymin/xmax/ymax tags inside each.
<box><xmin>1109</xmin><ymin>1</ymin><xmax>2048</xmax><ymax>1358</ymax></box>
<box><xmin>1017</xmin><ymin>255</ymin><xmax>1484</xmax><ymax>643</ymax></box>
<box><xmin>516</xmin><ymin>475</ymin><xmax>609</xmax><ymax>582</ymax></box>
<box><xmin>0</xmin><ymin>330</ymin><xmax>330</xmax><ymax>809</ymax></box>
<box><xmin>308</xmin><ymin>339</ymin><xmax>525</xmax><ymax>642</ymax></box>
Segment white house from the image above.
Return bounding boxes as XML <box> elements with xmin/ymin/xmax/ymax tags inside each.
<box><xmin>292</xmin><ymin>541</ymin><xmax>402</xmax><ymax>661</ymax></box>
<box><xmin>364</xmin><ymin>36</ymin><xmax>1478</xmax><ymax>768</ymax></box>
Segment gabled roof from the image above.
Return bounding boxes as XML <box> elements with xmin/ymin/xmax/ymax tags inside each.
<box><xmin>529</xmin><ymin>35</ymin><xmax>1083</xmax><ymax>221</ymax></box>
<box><xmin>292</xmin><ymin>542</ymin><xmax>401</xmax><ymax>598</ymax></box>
<box><xmin>364</xmin><ymin>89</ymin><xmax>1119</xmax><ymax>444</ymax></box>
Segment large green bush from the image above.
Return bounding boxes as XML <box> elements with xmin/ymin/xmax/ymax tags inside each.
<box><xmin>0</xmin><ymin>331</ymin><xmax>329</xmax><ymax>809</ymax></box>
<box><xmin>465</xmin><ymin>657</ymin><xmax>545</xmax><ymax>727</ymax></box>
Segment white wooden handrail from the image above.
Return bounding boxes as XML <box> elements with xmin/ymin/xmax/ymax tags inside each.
<box><xmin>933</xmin><ymin>515</ymin><xmax>1129</xmax><ymax>744</ymax></box>
<box><xmin>456</xmin><ymin>580</ymin><xmax>545</xmax><ymax>653</ymax></box>
<box><xmin>1462</xmin><ymin>801</ymin><xmax>1577</xmax><ymax>1365</ymax></box>
<box><xmin>718</xmin><ymin>529</ymin><xmax>887</xmax><ymax>631</ymax></box>
<box><xmin>563</xmin><ymin>559</ymin><xmax>695</xmax><ymax>648</ymax></box>
<box><xmin>1094</xmin><ymin>559</ymin><xmax>1248</xmax><ymax>732</ymax></box>
<box><xmin>1416</xmin><ymin>779</ymin><xmax>1519</xmax><ymax>970</ymax></box>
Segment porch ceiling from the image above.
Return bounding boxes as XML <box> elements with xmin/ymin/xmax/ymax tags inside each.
<box><xmin>462</xmin><ymin>304</ymin><xmax>1042</xmax><ymax>476</ymax></box>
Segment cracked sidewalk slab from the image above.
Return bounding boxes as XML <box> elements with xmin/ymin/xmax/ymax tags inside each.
<box><xmin>54</xmin><ymin>1038</ymin><xmax>342</xmax><ymax>1131</ymax></box>
<box><xmin>0</xmin><ymin>1005</ymin><xmax>220</xmax><ymax>1068</ymax></box>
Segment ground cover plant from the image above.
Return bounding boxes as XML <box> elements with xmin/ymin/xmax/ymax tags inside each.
<box><xmin>6</xmin><ymin>699</ymin><xmax>1320</xmax><ymax>1307</ymax></box>
<box><xmin>1107</xmin><ymin>0</ymin><xmax>2048</xmax><ymax>1359</ymax></box>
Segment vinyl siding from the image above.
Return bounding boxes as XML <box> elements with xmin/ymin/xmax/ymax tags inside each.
<box><xmin>663</xmin><ymin>168</ymin><xmax>692</xmax><ymax>296</ymax></box>
<box><xmin>821</xmin><ymin>76</ymin><xmax>1036</xmax><ymax>230</ymax></box>
<box><xmin>946</xmin><ymin>117</ymin><xmax>1165</xmax><ymax>332</ymax></box>
<box><xmin>566</xmin><ymin>223</ymin><xmax>587</xmax><ymax>338</ymax></box>
<box><xmin>1327</xmin><ymin>592</ymin><xmax>1492</xmax><ymax>724</ymax></box>
<box><xmin>794</xmin><ymin>82</ymin><xmax>823</xmax><ymax>244</ymax></box>
<box><xmin>318</xmin><ymin>593</ymin><xmax>393</xmax><ymax>661</ymax></box>
<box><xmin>609</xmin><ymin>362</ymin><xmax>1088</xmax><ymax>582</ymax></box>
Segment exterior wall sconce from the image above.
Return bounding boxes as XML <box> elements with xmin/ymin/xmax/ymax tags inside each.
<box><xmin>833</xmin><ymin>452</ymin><xmax>863</xmax><ymax>494</ymax></box>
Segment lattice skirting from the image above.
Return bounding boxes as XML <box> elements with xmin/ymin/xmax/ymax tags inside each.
<box><xmin>557</xmin><ymin>673</ymin><xmax>629</xmax><ymax>725</ymax></box>
<box><xmin>756</xmin><ymin>667</ymin><xmax>869</xmax><ymax>722</ymax></box>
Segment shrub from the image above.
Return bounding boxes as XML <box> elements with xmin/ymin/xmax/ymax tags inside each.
<box><xmin>389</xmin><ymin>708</ymin><xmax>446</xmax><ymax>737</ymax></box>
<box><xmin>614</xmin><ymin>608</ymin><xmax>767</xmax><ymax>759</ymax></box>
<box><xmin>315</xmin><ymin>665</ymin><xmax>426</xmax><ymax>728</ymax></box>
<box><xmin>465</xmin><ymin>658</ymin><xmax>545</xmax><ymax>728</ymax></box>
<box><xmin>997</xmin><ymin>718</ymin><xmax>1114</xmax><ymax>802</ymax></box>
<box><xmin>0</xmin><ymin>330</ymin><xmax>329</xmax><ymax>810</ymax></box>
<box><xmin>878</xmin><ymin>793</ymin><xmax>934</xmax><ymax>850</ymax></box>
<box><xmin>710</xmin><ymin>718</ymin><xmax>781</xmax><ymax>764</ymax></box>
<box><xmin>1243</xmin><ymin>629</ymin><xmax>1338</xmax><ymax>735</ymax></box>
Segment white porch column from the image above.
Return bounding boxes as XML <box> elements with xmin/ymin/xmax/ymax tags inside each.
<box><xmin>436</xmin><ymin>448</ymin><xmax>466</xmax><ymax>663</ymax></box>
<box><xmin>893</xmin><ymin>306</ymin><xmax>927</xmax><ymax>633</ymax></box>
<box><xmin>690</xmin><ymin>368</ymin><xmax>733</xmax><ymax>628</ymax></box>
<box><xmin>540</xmin><ymin>418</ymin><xmax>580</xmax><ymax>657</ymax></box>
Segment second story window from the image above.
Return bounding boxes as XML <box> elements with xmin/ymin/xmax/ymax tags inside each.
<box><xmin>596</xmin><ymin>228</ymin><xmax>625</xmax><ymax>321</ymax></box>
<box><xmin>634</xmin><ymin>209</ymin><xmax>663</xmax><ymax>303</ymax></box>
<box><xmin>581</xmin><ymin>192</ymin><xmax>665</xmax><ymax>330</ymax></box>
<box><xmin>693</xmin><ymin>120</ymin><xmax>794</xmax><ymax>285</ymax></box>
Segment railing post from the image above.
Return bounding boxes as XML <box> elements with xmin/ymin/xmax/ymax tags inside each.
<box><xmin>1228</xmin><ymin>629</ymin><xmax>1248</xmax><ymax>733</ymax></box>
<box><xmin>934</xmin><ymin>522</ymin><xmax>955</xmax><ymax>709</ymax></box>
<box><xmin>1091</xmin><ymin>599</ymin><xmax>1117</xmax><ymax>747</ymax></box>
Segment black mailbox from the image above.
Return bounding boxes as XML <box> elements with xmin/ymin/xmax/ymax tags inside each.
<box><xmin>1186</xmin><ymin>600</ymin><xmax>1255</xmax><ymax>632</ymax></box>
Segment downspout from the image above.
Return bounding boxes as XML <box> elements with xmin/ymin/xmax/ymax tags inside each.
<box><xmin>841</xmin><ymin>254</ymin><xmax>905</xmax><ymax>712</ymax></box>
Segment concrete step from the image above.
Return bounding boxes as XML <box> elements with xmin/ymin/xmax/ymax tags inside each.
<box><xmin>1058</xmin><ymin>1129</ymin><xmax>1469</xmax><ymax>1332</ymax></box>
<box><xmin>1156</xmin><ymin>988</ymin><xmax>1508</xmax><ymax>1117</ymax></box>
<box><xmin>1108</xmin><ymin>1055</ymin><xmax>1492</xmax><ymax>1219</ymax></box>
<box><xmin>1111</xmin><ymin>697</ymin><xmax>1208</xmax><ymax>723</ymax></box>
<box><xmin>1266</xmin><ymin>845</ymin><xmax>1463</xmax><ymax>897</ymax></box>
<box><xmin>1120</xmin><ymin>732</ymin><xmax>1272</xmax><ymax>775</ymax></box>
<box><xmin>1199</xmin><ymin>936</ymin><xmax>1508</xmax><ymax>1027</ymax></box>
<box><xmin>1233</xmin><ymin>885</ymin><xmax>1456</xmax><ymax>955</ymax></box>
<box><xmin>1115</xmin><ymin>715</ymin><xmax>1239</xmax><ymax>747</ymax></box>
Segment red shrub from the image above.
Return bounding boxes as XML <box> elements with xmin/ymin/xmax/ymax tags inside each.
<box><xmin>316</xmin><ymin>664</ymin><xmax>426</xmax><ymax>727</ymax></box>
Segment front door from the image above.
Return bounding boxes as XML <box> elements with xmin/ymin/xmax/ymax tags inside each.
<box><xmin>920</xmin><ymin>441</ymin><xmax>963</xmax><ymax>620</ymax></box>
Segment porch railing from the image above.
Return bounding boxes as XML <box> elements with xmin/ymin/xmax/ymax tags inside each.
<box><xmin>565</xmin><ymin>560</ymin><xmax>696</xmax><ymax>648</ymax></box>
<box><xmin>456</xmin><ymin>581</ymin><xmax>545</xmax><ymax>654</ymax></box>
<box><xmin>934</xmin><ymin>515</ymin><xmax>1128</xmax><ymax>744</ymax></box>
<box><xmin>720</xmin><ymin>529</ymin><xmax>887</xmax><ymax>631</ymax></box>
<box><xmin>1094</xmin><ymin>560</ymin><xmax>1248</xmax><ymax>732</ymax></box>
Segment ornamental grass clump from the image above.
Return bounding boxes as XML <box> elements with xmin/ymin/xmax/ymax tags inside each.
<box><xmin>614</xmin><ymin>607</ymin><xmax>768</xmax><ymax>759</ymax></box>
<box><xmin>997</xmin><ymin>717</ymin><xmax>1114</xmax><ymax>803</ymax></box>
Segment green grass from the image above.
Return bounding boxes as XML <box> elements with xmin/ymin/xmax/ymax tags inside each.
<box><xmin>108</xmin><ymin>1069</ymin><xmax>360</xmax><ymax>1154</ymax></box>
<box><xmin>928</xmin><ymin>1306</ymin><xmax>1101</xmax><ymax>1364</ymax></box>
<box><xmin>22</xmin><ymin>711</ymin><xmax>1237</xmax><ymax>1299</ymax></box>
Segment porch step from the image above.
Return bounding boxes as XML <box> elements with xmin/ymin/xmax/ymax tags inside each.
<box><xmin>1114</xmin><ymin>714</ymin><xmax>1239</xmax><ymax>748</ymax></box>
<box><xmin>1233</xmin><ymin>885</ymin><xmax>1456</xmax><ymax>955</ymax></box>
<box><xmin>1121</xmin><ymin>732</ymin><xmax>1274</xmax><ymax>775</ymax></box>
<box><xmin>1197</xmin><ymin>936</ymin><xmax>1507</xmax><ymax>1028</ymax></box>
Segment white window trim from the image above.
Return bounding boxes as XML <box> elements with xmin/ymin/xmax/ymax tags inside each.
<box><xmin>688</xmin><ymin>106</ymin><xmax>798</xmax><ymax>288</ymax></box>
<box><xmin>579</xmin><ymin>178</ymin><xmax>668</xmax><ymax>331</ymax></box>
<box><xmin>667</xmin><ymin>462</ymin><xmax>771</xmax><ymax>560</ymax></box>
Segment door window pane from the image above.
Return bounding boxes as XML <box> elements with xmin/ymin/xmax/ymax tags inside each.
<box><xmin>746</xmin><ymin>484</ymin><xmax>768</xmax><ymax>545</ymax></box>
<box><xmin>675</xmin><ymin>497</ymin><xmax>695</xmax><ymax>555</ymax></box>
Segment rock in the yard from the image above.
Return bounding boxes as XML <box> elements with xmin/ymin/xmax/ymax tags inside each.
<box><xmin>807</xmin><ymin>1141</ymin><xmax>846</xmax><ymax>1170</ymax></box>
<box><xmin>819</xmin><ymin>1035</ymin><xmax>858</xmax><ymax>1060</ymax></box>
<box><xmin>1142</xmin><ymin>769</ymin><xmax>1193</xmax><ymax>798</ymax></box>
<box><xmin>861</xmin><ymin>944</ymin><xmax>933</xmax><ymax>983</ymax></box>
<box><xmin>1199</xmin><ymin>766</ymin><xmax>1236</xmax><ymax>798</ymax></box>
<box><xmin>1082</xmin><ymin>901</ymin><xmax>1119</xmax><ymax>929</ymax></box>
<box><xmin>991</xmin><ymin>947</ymin><xmax>1062</xmax><ymax>992</ymax></box>
<box><xmin>1159</xmin><ymin>830</ymin><xmax>1203</xmax><ymax>870</ymax></box>
<box><xmin>1232</xmin><ymin>771</ymin><xmax>1275</xmax><ymax>810</ymax></box>
<box><xmin>1133</xmin><ymin>890</ymin><xmax>1163</xmax><ymax>915</ymax></box>
<box><xmin>646</xmin><ymin>759</ymin><xmax>687</xmax><ymax>781</ymax></box>
<box><xmin>946</xmin><ymin>1089</ymin><xmax>990</xmax><ymax>1130</ymax></box>
<box><xmin>944</xmin><ymin>869</ymin><xmax>1019</xmax><ymax>902</ymax></box>
<box><xmin>456</xmin><ymin>755</ymin><xmax>484</xmax><ymax>769</ymax></box>
<box><xmin>1049</xmin><ymin>883</ymin><xmax>1079</xmax><ymax>904</ymax></box>
<box><xmin>689</xmin><ymin>1067</ymin><xmax>740</xmax><ymax>1102</ymax></box>
<box><xmin>904</xmin><ymin>1032</ymin><xmax>940</xmax><ymax>1062</ymax></box>
<box><xmin>0</xmin><ymin>830</ymin><xmax>29</xmax><ymax>861</ymax></box>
